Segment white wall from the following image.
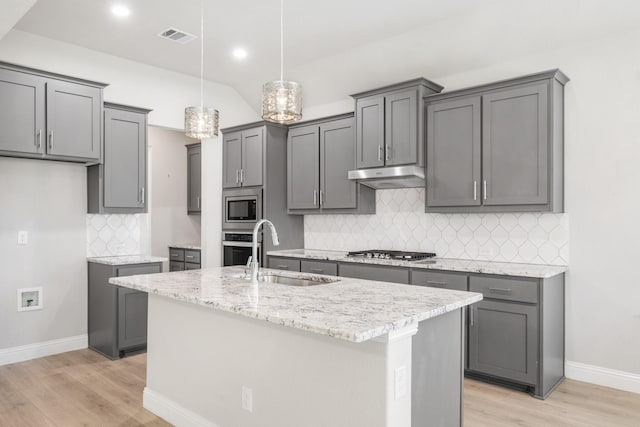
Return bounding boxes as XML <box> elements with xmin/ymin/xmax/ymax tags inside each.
<box><xmin>0</xmin><ymin>158</ymin><xmax>86</xmax><ymax>350</ymax></box>
<box><xmin>304</xmin><ymin>29</ymin><xmax>640</xmax><ymax>379</ymax></box>
<box><xmin>149</xmin><ymin>126</ymin><xmax>201</xmax><ymax>269</ymax></box>
<box><xmin>0</xmin><ymin>30</ymin><xmax>259</xmax><ymax>354</ymax></box>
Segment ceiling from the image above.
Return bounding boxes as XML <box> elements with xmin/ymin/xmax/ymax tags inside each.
<box><xmin>13</xmin><ymin>0</ymin><xmax>640</xmax><ymax>113</ymax></box>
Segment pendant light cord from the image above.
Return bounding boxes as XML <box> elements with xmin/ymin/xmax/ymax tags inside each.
<box><xmin>280</xmin><ymin>0</ymin><xmax>284</xmax><ymax>82</ymax></box>
<box><xmin>200</xmin><ymin>0</ymin><xmax>204</xmax><ymax>109</ymax></box>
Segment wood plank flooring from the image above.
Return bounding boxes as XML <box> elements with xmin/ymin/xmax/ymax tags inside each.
<box><xmin>0</xmin><ymin>349</ymin><xmax>638</xmax><ymax>426</ymax></box>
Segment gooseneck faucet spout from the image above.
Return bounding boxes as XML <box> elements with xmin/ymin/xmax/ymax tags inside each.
<box><xmin>250</xmin><ymin>219</ymin><xmax>279</xmax><ymax>282</ymax></box>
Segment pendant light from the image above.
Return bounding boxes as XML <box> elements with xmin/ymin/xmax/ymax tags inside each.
<box><xmin>185</xmin><ymin>0</ymin><xmax>219</xmax><ymax>139</ymax></box>
<box><xmin>261</xmin><ymin>0</ymin><xmax>302</xmax><ymax>124</ymax></box>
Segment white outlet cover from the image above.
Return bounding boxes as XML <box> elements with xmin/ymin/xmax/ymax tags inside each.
<box><xmin>394</xmin><ymin>366</ymin><xmax>407</xmax><ymax>400</ymax></box>
<box><xmin>479</xmin><ymin>246</ymin><xmax>495</xmax><ymax>257</ymax></box>
<box><xmin>242</xmin><ymin>386</ymin><xmax>253</xmax><ymax>412</ymax></box>
<box><xmin>17</xmin><ymin>230</ymin><xmax>28</xmax><ymax>245</ymax></box>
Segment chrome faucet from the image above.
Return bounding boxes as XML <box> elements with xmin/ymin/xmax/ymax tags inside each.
<box><xmin>249</xmin><ymin>219</ymin><xmax>279</xmax><ymax>282</ymax></box>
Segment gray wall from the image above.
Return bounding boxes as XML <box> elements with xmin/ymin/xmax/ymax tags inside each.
<box><xmin>0</xmin><ymin>157</ymin><xmax>87</xmax><ymax>349</ymax></box>
<box><xmin>149</xmin><ymin>126</ymin><xmax>201</xmax><ymax>268</ymax></box>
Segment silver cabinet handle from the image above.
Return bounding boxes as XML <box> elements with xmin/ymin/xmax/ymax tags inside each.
<box><xmin>313</xmin><ymin>189</ymin><xmax>317</xmax><ymax>206</ymax></box>
<box><xmin>186</xmin><ymin>255</ymin><xmax>195</xmax><ymax>259</ymax></box>
<box><xmin>489</xmin><ymin>287</ymin><xmax>512</xmax><ymax>295</ymax></box>
<box><xmin>426</xmin><ymin>280</ymin><xmax>446</xmax><ymax>287</ymax></box>
<box><xmin>470</xmin><ymin>306</ymin><xmax>475</xmax><ymax>327</ymax></box>
<box><xmin>377</xmin><ymin>145</ymin><xmax>382</xmax><ymax>161</ymax></box>
<box><xmin>236</xmin><ymin>170</ymin><xmax>240</xmax><ymax>184</ymax></box>
<box><xmin>385</xmin><ymin>145</ymin><xmax>390</xmax><ymax>161</ymax></box>
<box><xmin>276</xmin><ymin>265</ymin><xmax>289</xmax><ymax>270</ymax></box>
<box><xmin>48</xmin><ymin>130</ymin><xmax>53</xmax><ymax>151</ymax></box>
<box><xmin>240</xmin><ymin>169</ymin><xmax>244</xmax><ymax>183</ymax></box>
<box><xmin>140</xmin><ymin>187</ymin><xmax>145</xmax><ymax>203</ymax></box>
<box><xmin>36</xmin><ymin>129</ymin><xmax>42</xmax><ymax>149</ymax></box>
<box><xmin>473</xmin><ymin>181</ymin><xmax>477</xmax><ymax>201</ymax></box>
<box><xmin>171</xmin><ymin>253</ymin><xmax>179</xmax><ymax>257</ymax></box>
<box><xmin>197</xmin><ymin>196</ymin><xmax>201</xmax><ymax>209</ymax></box>
<box><xmin>310</xmin><ymin>268</ymin><xmax>324</xmax><ymax>273</ymax></box>
<box><xmin>319</xmin><ymin>190</ymin><xmax>324</xmax><ymax>206</ymax></box>
<box><xmin>483</xmin><ymin>180</ymin><xmax>487</xmax><ymax>200</ymax></box>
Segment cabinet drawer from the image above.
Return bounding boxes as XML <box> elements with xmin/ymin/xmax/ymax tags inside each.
<box><xmin>411</xmin><ymin>270</ymin><xmax>467</xmax><ymax>291</ymax></box>
<box><xmin>116</xmin><ymin>264</ymin><xmax>161</xmax><ymax>277</ymax></box>
<box><xmin>301</xmin><ymin>260</ymin><xmax>338</xmax><ymax>276</ymax></box>
<box><xmin>169</xmin><ymin>248</ymin><xmax>185</xmax><ymax>262</ymax></box>
<box><xmin>170</xmin><ymin>261</ymin><xmax>185</xmax><ymax>272</ymax></box>
<box><xmin>184</xmin><ymin>250</ymin><xmax>201</xmax><ymax>264</ymax></box>
<box><xmin>339</xmin><ymin>263</ymin><xmax>409</xmax><ymax>284</ymax></box>
<box><xmin>469</xmin><ymin>276</ymin><xmax>538</xmax><ymax>304</ymax></box>
<box><xmin>268</xmin><ymin>257</ymin><xmax>301</xmax><ymax>272</ymax></box>
<box><xmin>185</xmin><ymin>262</ymin><xmax>200</xmax><ymax>270</ymax></box>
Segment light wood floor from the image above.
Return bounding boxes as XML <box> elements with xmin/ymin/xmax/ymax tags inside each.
<box><xmin>1</xmin><ymin>349</ymin><xmax>638</xmax><ymax>427</ymax></box>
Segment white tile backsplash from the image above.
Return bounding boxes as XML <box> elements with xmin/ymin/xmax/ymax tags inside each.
<box><xmin>86</xmin><ymin>214</ymin><xmax>142</xmax><ymax>257</ymax></box>
<box><xmin>304</xmin><ymin>189</ymin><xmax>569</xmax><ymax>265</ymax></box>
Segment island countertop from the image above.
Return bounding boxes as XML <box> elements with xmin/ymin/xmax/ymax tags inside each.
<box><xmin>267</xmin><ymin>249</ymin><xmax>567</xmax><ymax>279</ymax></box>
<box><xmin>109</xmin><ymin>266</ymin><xmax>481</xmax><ymax>343</ymax></box>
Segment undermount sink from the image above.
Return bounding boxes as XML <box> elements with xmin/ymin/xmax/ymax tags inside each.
<box><xmin>237</xmin><ymin>273</ymin><xmax>338</xmax><ymax>287</ymax></box>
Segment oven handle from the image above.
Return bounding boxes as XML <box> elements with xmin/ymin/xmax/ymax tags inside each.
<box><xmin>222</xmin><ymin>241</ymin><xmax>255</xmax><ymax>247</ymax></box>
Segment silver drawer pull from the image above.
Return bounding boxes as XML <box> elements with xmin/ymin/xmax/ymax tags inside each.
<box><xmin>186</xmin><ymin>255</ymin><xmax>195</xmax><ymax>259</ymax></box>
<box><xmin>489</xmin><ymin>287</ymin><xmax>512</xmax><ymax>294</ymax></box>
<box><xmin>171</xmin><ymin>254</ymin><xmax>179</xmax><ymax>257</ymax></box>
<box><xmin>276</xmin><ymin>265</ymin><xmax>289</xmax><ymax>270</ymax></box>
<box><xmin>426</xmin><ymin>280</ymin><xmax>446</xmax><ymax>287</ymax></box>
<box><xmin>48</xmin><ymin>130</ymin><xmax>54</xmax><ymax>150</ymax></box>
<box><xmin>470</xmin><ymin>306</ymin><xmax>475</xmax><ymax>327</ymax></box>
<box><xmin>310</xmin><ymin>268</ymin><xmax>324</xmax><ymax>273</ymax></box>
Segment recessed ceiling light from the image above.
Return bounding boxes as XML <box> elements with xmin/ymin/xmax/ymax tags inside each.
<box><xmin>111</xmin><ymin>4</ymin><xmax>131</xmax><ymax>18</ymax></box>
<box><xmin>233</xmin><ymin>48</ymin><xmax>248</xmax><ymax>60</ymax></box>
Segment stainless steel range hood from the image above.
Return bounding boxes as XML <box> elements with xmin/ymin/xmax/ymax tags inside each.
<box><xmin>347</xmin><ymin>165</ymin><xmax>425</xmax><ymax>190</ymax></box>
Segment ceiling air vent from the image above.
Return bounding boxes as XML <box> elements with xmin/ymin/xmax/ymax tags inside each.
<box><xmin>158</xmin><ymin>28</ymin><xmax>197</xmax><ymax>44</ymax></box>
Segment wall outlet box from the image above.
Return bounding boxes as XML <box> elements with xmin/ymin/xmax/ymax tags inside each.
<box><xmin>241</xmin><ymin>385</ymin><xmax>253</xmax><ymax>412</ymax></box>
<box><xmin>17</xmin><ymin>230</ymin><xmax>28</xmax><ymax>245</ymax></box>
<box><xmin>17</xmin><ymin>287</ymin><xmax>43</xmax><ymax>312</ymax></box>
<box><xmin>479</xmin><ymin>247</ymin><xmax>495</xmax><ymax>257</ymax></box>
<box><xmin>394</xmin><ymin>366</ymin><xmax>407</xmax><ymax>400</ymax></box>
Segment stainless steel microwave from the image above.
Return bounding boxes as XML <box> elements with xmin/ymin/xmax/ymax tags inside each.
<box><xmin>223</xmin><ymin>188</ymin><xmax>262</xmax><ymax>230</ymax></box>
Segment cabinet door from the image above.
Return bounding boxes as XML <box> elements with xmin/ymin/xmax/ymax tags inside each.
<box><xmin>187</xmin><ymin>144</ymin><xmax>202</xmax><ymax>214</ymax></box>
<box><xmin>355</xmin><ymin>95</ymin><xmax>385</xmax><ymax>168</ymax></box>
<box><xmin>288</xmin><ymin>126</ymin><xmax>320</xmax><ymax>210</ymax></box>
<box><xmin>320</xmin><ymin>118</ymin><xmax>357</xmax><ymax>209</ymax></box>
<box><xmin>223</xmin><ymin>131</ymin><xmax>242</xmax><ymax>188</ymax></box>
<box><xmin>385</xmin><ymin>89</ymin><xmax>418</xmax><ymax>166</ymax></box>
<box><xmin>117</xmin><ymin>287</ymin><xmax>148</xmax><ymax>350</ymax></box>
<box><xmin>468</xmin><ymin>299</ymin><xmax>538</xmax><ymax>385</ymax></box>
<box><xmin>241</xmin><ymin>128</ymin><xmax>263</xmax><ymax>187</ymax></box>
<box><xmin>482</xmin><ymin>83</ymin><xmax>549</xmax><ymax>205</ymax></box>
<box><xmin>0</xmin><ymin>69</ymin><xmax>46</xmax><ymax>156</ymax></box>
<box><xmin>46</xmin><ymin>80</ymin><xmax>101</xmax><ymax>161</ymax></box>
<box><xmin>104</xmin><ymin>108</ymin><xmax>146</xmax><ymax>209</ymax></box>
<box><xmin>426</xmin><ymin>96</ymin><xmax>481</xmax><ymax>207</ymax></box>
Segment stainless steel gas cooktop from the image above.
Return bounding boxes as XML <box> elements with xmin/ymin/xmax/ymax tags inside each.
<box><xmin>346</xmin><ymin>250</ymin><xmax>436</xmax><ymax>261</ymax></box>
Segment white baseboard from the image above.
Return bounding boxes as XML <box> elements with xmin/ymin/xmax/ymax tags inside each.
<box><xmin>566</xmin><ymin>360</ymin><xmax>640</xmax><ymax>394</ymax></box>
<box><xmin>144</xmin><ymin>387</ymin><xmax>219</xmax><ymax>427</ymax></box>
<box><xmin>0</xmin><ymin>334</ymin><xmax>88</xmax><ymax>366</ymax></box>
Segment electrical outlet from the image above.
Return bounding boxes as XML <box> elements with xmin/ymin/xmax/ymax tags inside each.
<box><xmin>242</xmin><ymin>386</ymin><xmax>253</xmax><ymax>412</ymax></box>
<box><xmin>17</xmin><ymin>231</ymin><xmax>28</xmax><ymax>245</ymax></box>
<box><xmin>479</xmin><ymin>246</ymin><xmax>495</xmax><ymax>257</ymax></box>
<box><xmin>394</xmin><ymin>366</ymin><xmax>407</xmax><ymax>400</ymax></box>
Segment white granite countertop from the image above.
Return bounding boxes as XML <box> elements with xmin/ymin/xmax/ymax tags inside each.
<box><xmin>110</xmin><ymin>266</ymin><xmax>481</xmax><ymax>343</ymax></box>
<box><xmin>169</xmin><ymin>244</ymin><xmax>202</xmax><ymax>250</ymax></box>
<box><xmin>267</xmin><ymin>249</ymin><xmax>567</xmax><ymax>279</ymax></box>
<box><xmin>88</xmin><ymin>255</ymin><xmax>168</xmax><ymax>266</ymax></box>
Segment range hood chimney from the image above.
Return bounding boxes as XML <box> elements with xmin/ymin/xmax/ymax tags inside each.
<box><xmin>347</xmin><ymin>165</ymin><xmax>425</xmax><ymax>190</ymax></box>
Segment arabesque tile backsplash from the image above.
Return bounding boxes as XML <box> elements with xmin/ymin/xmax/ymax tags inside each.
<box><xmin>86</xmin><ymin>214</ymin><xmax>142</xmax><ymax>257</ymax></box>
<box><xmin>304</xmin><ymin>189</ymin><xmax>569</xmax><ymax>265</ymax></box>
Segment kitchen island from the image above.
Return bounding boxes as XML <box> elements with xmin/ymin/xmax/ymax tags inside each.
<box><xmin>110</xmin><ymin>266</ymin><xmax>482</xmax><ymax>427</ymax></box>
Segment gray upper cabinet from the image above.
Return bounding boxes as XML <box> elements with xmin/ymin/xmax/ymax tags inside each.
<box><xmin>355</xmin><ymin>95</ymin><xmax>385</xmax><ymax>168</ymax></box>
<box><xmin>425</xmin><ymin>69</ymin><xmax>569</xmax><ymax>213</ymax></box>
<box><xmin>352</xmin><ymin>78</ymin><xmax>443</xmax><ymax>170</ymax></box>
<box><xmin>46</xmin><ymin>80</ymin><xmax>102</xmax><ymax>161</ymax></box>
<box><xmin>187</xmin><ymin>143</ymin><xmax>202</xmax><ymax>214</ymax></box>
<box><xmin>287</xmin><ymin>114</ymin><xmax>375</xmax><ymax>214</ymax></box>
<box><xmin>0</xmin><ymin>68</ymin><xmax>46</xmax><ymax>156</ymax></box>
<box><xmin>223</xmin><ymin>127</ymin><xmax>263</xmax><ymax>189</ymax></box>
<box><xmin>482</xmin><ymin>83</ymin><xmax>548</xmax><ymax>206</ymax></box>
<box><xmin>0</xmin><ymin>62</ymin><xmax>107</xmax><ymax>163</ymax></box>
<box><xmin>288</xmin><ymin>125</ymin><xmax>320</xmax><ymax>210</ymax></box>
<box><xmin>87</xmin><ymin>103</ymin><xmax>151</xmax><ymax>214</ymax></box>
<box><xmin>426</xmin><ymin>96</ymin><xmax>481</xmax><ymax>207</ymax></box>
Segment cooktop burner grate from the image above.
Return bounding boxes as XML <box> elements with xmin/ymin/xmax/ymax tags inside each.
<box><xmin>346</xmin><ymin>250</ymin><xmax>436</xmax><ymax>261</ymax></box>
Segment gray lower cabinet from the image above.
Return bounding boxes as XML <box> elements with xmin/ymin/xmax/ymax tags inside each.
<box><xmin>169</xmin><ymin>247</ymin><xmax>201</xmax><ymax>271</ymax></box>
<box><xmin>287</xmin><ymin>114</ymin><xmax>375</xmax><ymax>214</ymax></box>
<box><xmin>187</xmin><ymin>143</ymin><xmax>202</xmax><ymax>214</ymax></box>
<box><xmin>352</xmin><ymin>79</ymin><xmax>443</xmax><ymax>170</ymax></box>
<box><xmin>88</xmin><ymin>261</ymin><xmax>162</xmax><ymax>359</ymax></box>
<box><xmin>87</xmin><ymin>103</ymin><xmax>150</xmax><ymax>214</ymax></box>
<box><xmin>425</xmin><ymin>69</ymin><xmax>569</xmax><ymax>213</ymax></box>
<box><xmin>0</xmin><ymin>62</ymin><xmax>106</xmax><ymax>163</ymax></box>
<box><xmin>222</xmin><ymin>127</ymin><xmax>263</xmax><ymax>189</ymax></box>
